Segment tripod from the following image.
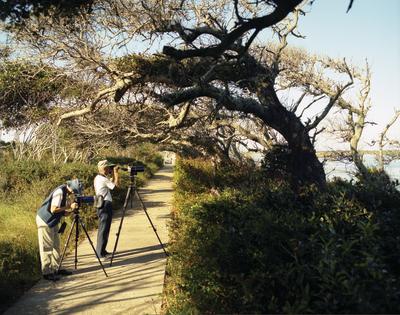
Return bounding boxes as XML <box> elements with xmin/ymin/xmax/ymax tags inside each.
<box><xmin>109</xmin><ymin>173</ymin><xmax>168</xmax><ymax>266</ymax></box>
<box><xmin>57</xmin><ymin>207</ymin><xmax>108</xmax><ymax>277</ymax></box>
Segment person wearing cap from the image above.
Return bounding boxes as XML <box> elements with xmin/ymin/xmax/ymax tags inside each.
<box><xmin>94</xmin><ymin>160</ymin><xmax>120</xmax><ymax>260</ymax></box>
<box><xmin>36</xmin><ymin>179</ymin><xmax>81</xmax><ymax>281</ymax></box>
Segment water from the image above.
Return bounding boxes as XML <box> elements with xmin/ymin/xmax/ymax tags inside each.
<box><xmin>251</xmin><ymin>151</ymin><xmax>400</xmax><ymax>188</ymax></box>
<box><xmin>323</xmin><ymin>154</ymin><xmax>400</xmax><ymax>185</ymax></box>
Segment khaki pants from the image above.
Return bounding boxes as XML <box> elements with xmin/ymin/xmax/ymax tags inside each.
<box><xmin>36</xmin><ymin>215</ymin><xmax>60</xmax><ymax>275</ymax></box>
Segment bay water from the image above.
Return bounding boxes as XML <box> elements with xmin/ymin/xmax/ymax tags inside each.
<box><xmin>323</xmin><ymin>154</ymin><xmax>400</xmax><ymax>186</ymax></box>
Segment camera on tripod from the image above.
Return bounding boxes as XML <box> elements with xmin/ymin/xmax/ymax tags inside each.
<box><xmin>119</xmin><ymin>164</ymin><xmax>145</xmax><ymax>176</ymax></box>
<box><xmin>74</xmin><ymin>194</ymin><xmax>104</xmax><ymax>209</ymax></box>
<box><xmin>74</xmin><ymin>195</ymin><xmax>95</xmax><ymax>207</ymax></box>
<box><xmin>59</xmin><ymin>194</ymin><xmax>108</xmax><ymax>277</ymax></box>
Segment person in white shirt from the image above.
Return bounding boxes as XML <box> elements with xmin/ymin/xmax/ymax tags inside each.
<box><xmin>94</xmin><ymin>160</ymin><xmax>120</xmax><ymax>259</ymax></box>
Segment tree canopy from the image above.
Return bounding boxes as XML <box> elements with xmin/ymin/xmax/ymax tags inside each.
<box><xmin>0</xmin><ymin>0</ymin><xmax>371</xmax><ymax>188</ymax></box>
<box><xmin>0</xmin><ymin>0</ymin><xmax>93</xmax><ymax>25</ymax></box>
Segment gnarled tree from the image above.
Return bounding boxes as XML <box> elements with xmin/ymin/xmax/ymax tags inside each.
<box><xmin>3</xmin><ymin>0</ymin><xmax>359</xmax><ymax>188</ymax></box>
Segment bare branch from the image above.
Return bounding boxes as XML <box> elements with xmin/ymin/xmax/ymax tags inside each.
<box><xmin>378</xmin><ymin>109</ymin><xmax>400</xmax><ymax>169</ymax></box>
<box><xmin>347</xmin><ymin>0</ymin><xmax>355</xmax><ymax>13</ymax></box>
<box><xmin>163</xmin><ymin>0</ymin><xmax>303</xmax><ymax>60</ymax></box>
<box><xmin>306</xmin><ymin>81</ymin><xmax>352</xmax><ymax>130</ymax></box>
<box><xmin>167</xmin><ymin>102</ymin><xmax>192</xmax><ymax>128</ymax></box>
<box><xmin>298</xmin><ymin>95</ymin><xmax>325</xmax><ymax>118</ymax></box>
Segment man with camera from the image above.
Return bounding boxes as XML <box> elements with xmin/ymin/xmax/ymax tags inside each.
<box><xmin>94</xmin><ymin>160</ymin><xmax>120</xmax><ymax>260</ymax></box>
<box><xmin>36</xmin><ymin>179</ymin><xmax>82</xmax><ymax>281</ymax></box>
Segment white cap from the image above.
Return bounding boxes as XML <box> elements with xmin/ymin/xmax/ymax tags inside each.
<box><xmin>97</xmin><ymin>160</ymin><xmax>115</xmax><ymax>169</ymax></box>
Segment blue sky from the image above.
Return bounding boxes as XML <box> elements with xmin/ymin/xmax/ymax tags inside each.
<box><xmin>285</xmin><ymin>0</ymin><xmax>400</xmax><ymax>149</ymax></box>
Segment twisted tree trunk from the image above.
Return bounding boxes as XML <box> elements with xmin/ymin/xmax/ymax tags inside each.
<box><xmin>262</xmin><ymin>104</ymin><xmax>326</xmax><ymax>188</ymax></box>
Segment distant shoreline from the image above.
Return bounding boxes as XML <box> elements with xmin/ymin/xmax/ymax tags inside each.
<box><xmin>317</xmin><ymin>150</ymin><xmax>400</xmax><ymax>159</ymax></box>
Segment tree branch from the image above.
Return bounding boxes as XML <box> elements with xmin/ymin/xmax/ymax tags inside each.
<box><xmin>163</xmin><ymin>0</ymin><xmax>302</xmax><ymax>60</ymax></box>
<box><xmin>306</xmin><ymin>81</ymin><xmax>353</xmax><ymax>130</ymax></box>
<box><xmin>378</xmin><ymin>109</ymin><xmax>400</xmax><ymax>169</ymax></box>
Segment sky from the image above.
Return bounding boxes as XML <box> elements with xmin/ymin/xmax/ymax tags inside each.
<box><xmin>1</xmin><ymin>0</ymin><xmax>399</xmax><ymax>150</ymax></box>
<box><xmin>278</xmin><ymin>0</ymin><xmax>400</xmax><ymax>150</ymax></box>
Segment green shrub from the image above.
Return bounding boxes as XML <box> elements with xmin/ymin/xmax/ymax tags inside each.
<box><xmin>152</xmin><ymin>154</ymin><xmax>164</xmax><ymax>168</ymax></box>
<box><xmin>0</xmin><ymin>160</ymin><xmax>55</xmax><ymax>195</ymax></box>
<box><xmin>165</xmin><ymin>158</ymin><xmax>400</xmax><ymax>314</ymax></box>
<box><xmin>0</xmin><ymin>237</ymin><xmax>39</xmax><ymax>305</ymax></box>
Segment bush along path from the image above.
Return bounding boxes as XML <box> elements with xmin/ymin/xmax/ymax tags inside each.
<box><xmin>164</xmin><ymin>158</ymin><xmax>400</xmax><ymax>314</ymax></box>
<box><xmin>4</xmin><ymin>165</ymin><xmax>173</xmax><ymax>315</ymax></box>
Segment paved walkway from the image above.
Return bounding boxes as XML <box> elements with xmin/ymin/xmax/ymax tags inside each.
<box><xmin>5</xmin><ymin>166</ymin><xmax>173</xmax><ymax>315</ymax></box>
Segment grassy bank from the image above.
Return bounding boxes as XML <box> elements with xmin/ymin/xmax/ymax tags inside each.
<box><xmin>164</xmin><ymin>158</ymin><xmax>400</xmax><ymax>314</ymax></box>
<box><xmin>0</xmin><ymin>151</ymin><xmax>163</xmax><ymax>311</ymax></box>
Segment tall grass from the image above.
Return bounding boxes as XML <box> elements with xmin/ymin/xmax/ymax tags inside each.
<box><xmin>0</xmin><ymin>201</ymin><xmax>41</xmax><ymax>309</ymax></box>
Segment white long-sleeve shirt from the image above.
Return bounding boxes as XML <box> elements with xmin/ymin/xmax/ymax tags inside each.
<box><xmin>94</xmin><ymin>174</ymin><xmax>115</xmax><ymax>202</ymax></box>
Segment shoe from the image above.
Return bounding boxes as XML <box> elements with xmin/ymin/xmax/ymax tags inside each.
<box><xmin>97</xmin><ymin>250</ymin><xmax>110</xmax><ymax>257</ymax></box>
<box><xmin>57</xmin><ymin>269</ymin><xmax>73</xmax><ymax>276</ymax></box>
<box><xmin>100</xmin><ymin>255</ymin><xmax>110</xmax><ymax>262</ymax></box>
<box><xmin>43</xmin><ymin>273</ymin><xmax>60</xmax><ymax>281</ymax></box>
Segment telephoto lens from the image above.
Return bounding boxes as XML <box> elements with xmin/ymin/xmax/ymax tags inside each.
<box><xmin>76</xmin><ymin>195</ymin><xmax>95</xmax><ymax>206</ymax></box>
<box><xmin>120</xmin><ymin>164</ymin><xmax>145</xmax><ymax>176</ymax></box>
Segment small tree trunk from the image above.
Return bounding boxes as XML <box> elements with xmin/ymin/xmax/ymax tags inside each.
<box><xmin>350</xmin><ymin>136</ymin><xmax>369</xmax><ymax>177</ymax></box>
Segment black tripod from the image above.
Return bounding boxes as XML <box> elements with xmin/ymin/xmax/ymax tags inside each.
<box><xmin>57</xmin><ymin>207</ymin><xmax>108</xmax><ymax>277</ymax></box>
<box><xmin>109</xmin><ymin>173</ymin><xmax>168</xmax><ymax>266</ymax></box>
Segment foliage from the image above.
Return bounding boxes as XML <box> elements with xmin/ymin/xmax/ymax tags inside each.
<box><xmin>0</xmin><ymin>0</ymin><xmax>93</xmax><ymax>26</ymax></box>
<box><xmin>0</xmin><ymin>0</ymin><xmax>384</xmax><ymax>189</ymax></box>
<box><xmin>0</xmin><ymin>61</ymin><xmax>67</xmax><ymax>127</ymax></box>
<box><xmin>0</xmin><ymin>240</ymin><xmax>38</xmax><ymax>308</ymax></box>
<box><xmin>113</xmin><ymin>54</ymin><xmax>174</xmax><ymax>77</ymax></box>
<box><xmin>353</xmin><ymin>169</ymin><xmax>400</xmax><ymax>278</ymax></box>
<box><xmin>5</xmin><ymin>0</ymin><xmax>359</xmax><ymax>189</ymax></box>
<box><xmin>261</xmin><ymin>144</ymin><xmax>293</xmax><ymax>180</ymax></box>
<box><xmin>164</xmin><ymin>158</ymin><xmax>400</xmax><ymax>314</ymax></box>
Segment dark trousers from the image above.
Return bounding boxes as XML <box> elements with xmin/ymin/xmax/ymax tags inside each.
<box><xmin>96</xmin><ymin>200</ymin><xmax>113</xmax><ymax>257</ymax></box>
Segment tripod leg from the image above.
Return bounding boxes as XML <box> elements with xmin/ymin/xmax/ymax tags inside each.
<box><xmin>78</xmin><ymin>218</ymin><xmax>108</xmax><ymax>277</ymax></box>
<box><xmin>135</xmin><ymin>189</ymin><xmax>169</xmax><ymax>257</ymax></box>
<box><xmin>74</xmin><ymin>217</ymin><xmax>79</xmax><ymax>269</ymax></box>
<box><xmin>57</xmin><ymin>217</ymin><xmax>77</xmax><ymax>273</ymax></box>
<box><xmin>110</xmin><ymin>185</ymin><xmax>132</xmax><ymax>267</ymax></box>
